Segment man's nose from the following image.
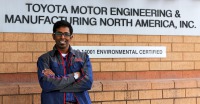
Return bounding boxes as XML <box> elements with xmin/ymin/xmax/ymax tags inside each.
<box><xmin>61</xmin><ymin>34</ymin><xmax>65</xmax><ymax>38</ymax></box>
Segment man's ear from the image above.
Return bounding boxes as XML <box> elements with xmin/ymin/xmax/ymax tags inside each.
<box><xmin>52</xmin><ymin>33</ymin><xmax>55</xmax><ymax>40</ymax></box>
<box><xmin>70</xmin><ymin>35</ymin><xmax>73</xmax><ymax>39</ymax></box>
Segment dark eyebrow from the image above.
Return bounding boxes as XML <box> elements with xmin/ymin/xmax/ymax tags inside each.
<box><xmin>56</xmin><ymin>31</ymin><xmax>70</xmax><ymax>33</ymax></box>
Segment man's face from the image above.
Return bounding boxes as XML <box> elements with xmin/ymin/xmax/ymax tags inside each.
<box><xmin>53</xmin><ymin>26</ymin><xmax>73</xmax><ymax>50</ymax></box>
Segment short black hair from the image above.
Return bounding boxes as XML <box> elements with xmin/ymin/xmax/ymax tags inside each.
<box><xmin>53</xmin><ymin>20</ymin><xmax>73</xmax><ymax>35</ymax></box>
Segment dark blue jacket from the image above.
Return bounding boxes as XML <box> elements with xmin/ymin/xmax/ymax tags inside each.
<box><xmin>37</xmin><ymin>45</ymin><xmax>93</xmax><ymax>104</ymax></box>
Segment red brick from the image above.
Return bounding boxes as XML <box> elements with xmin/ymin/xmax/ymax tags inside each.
<box><xmin>0</xmin><ymin>33</ymin><xmax>3</xmax><ymax>41</ymax></box>
<box><xmin>89</xmin><ymin>92</ymin><xmax>95</xmax><ymax>102</ymax></box>
<box><xmin>72</xmin><ymin>34</ymin><xmax>87</xmax><ymax>42</ymax></box>
<box><xmin>161</xmin><ymin>53</ymin><xmax>182</xmax><ymax>61</ymax></box>
<box><xmin>115</xmin><ymin>91</ymin><xmax>127</xmax><ymax>100</ymax></box>
<box><xmin>0</xmin><ymin>84</ymin><xmax>18</xmax><ymax>95</ymax></box>
<box><xmin>90</xmin><ymin>58</ymin><xmax>112</xmax><ymax>62</ymax></box>
<box><xmin>102</xmin><ymin>81</ymin><xmax>127</xmax><ymax>91</ymax></box>
<box><xmin>175</xmin><ymin>79</ymin><xmax>197</xmax><ymax>88</ymax></box>
<box><xmin>128</xmin><ymin>80</ymin><xmax>151</xmax><ymax>90</ymax></box>
<box><xmin>138</xmin><ymin>58</ymin><xmax>160</xmax><ymax>62</ymax></box>
<box><xmin>93</xmin><ymin>72</ymin><xmax>112</xmax><ymax>80</ymax></box>
<box><xmin>197</xmin><ymin>98</ymin><xmax>200</xmax><ymax>104</ymax></box>
<box><xmin>195</xmin><ymin>44</ymin><xmax>200</xmax><ymax>51</ymax></box>
<box><xmin>175</xmin><ymin>98</ymin><xmax>196</xmax><ymax>104</ymax></box>
<box><xmin>88</xmin><ymin>34</ymin><xmax>113</xmax><ymax>42</ymax></box>
<box><xmin>195</xmin><ymin>62</ymin><xmax>200</xmax><ymax>70</ymax></box>
<box><xmin>95</xmin><ymin>92</ymin><xmax>114</xmax><ymax>101</ymax></box>
<box><xmin>161</xmin><ymin>36</ymin><xmax>183</xmax><ymax>43</ymax></box>
<box><xmin>90</xmin><ymin>81</ymin><xmax>102</xmax><ymax>91</ymax></box>
<box><xmin>126</xmin><ymin>62</ymin><xmax>149</xmax><ymax>71</ymax></box>
<box><xmin>4</xmin><ymin>33</ymin><xmax>33</xmax><ymax>41</ymax></box>
<box><xmin>101</xmin><ymin>62</ymin><xmax>125</xmax><ymax>71</ymax></box>
<box><xmin>4</xmin><ymin>53</ymin><xmax>32</xmax><ymax>62</ymax></box>
<box><xmin>113</xmin><ymin>58</ymin><xmax>137</xmax><ymax>62</ymax></box>
<box><xmin>195</xmin><ymin>79</ymin><xmax>200</xmax><ymax>88</ymax></box>
<box><xmin>0</xmin><ymin>73</ymin><xmax>37</xmax><ymax>83</ymax></box>
<box><xmin>0</xmin><ymin>53</ymin><xmax>3</xmax><ymax>62</ymax></box>
<box><xmin>74</xmin><ymin>42</ymin><xmax>99</xmax><ymax>46</ymax></box>
<box><xmin>114</xmin><ymin>35</ymin><xmax>137</xmax><ymax>42</ymax></box>
<box><xmin>160</xmin><ymin>71</ymin><xmax>182</xmax><ymax>79</ymax></box>
<box><xmin>151</xmin><ymin>99</ymin><xmax>173</xmax><ymax>104</ymax></box>
<box><xmin>0</xmin><ymin>63</ymin><xmax>17</xmax><ymax>73</ymax></box>
<box><xmin>30</xmin><ymin>73</ymin><xmax>38</xmax><ymax>82</ymax></box>
<box><xmin>137</xmin><ymin>71</ymin><xmax>160</xmax><ymax>80</ymax></box>
<box><xmin>172</xmin><ymin>62</ymin><xmax>194</xmax><ymax>70</ymax></box>
<box><xmin>182</xmin><ymin>71</ymin><xmax>200</xmax><ymax>78</ymax></box>
<box><xmin>102</xmin><ymin>101</ymin><xmax>126</xmax><ymax>104</ymax></box>
<box><xmin>163</xmin><ymin>89</ymin><xmax>185</xmax><ymax>98</ymax></box>
<box><xmin>47</xmin><ymin>42</ymin><xmax>55</xmax><ymax>51</ymax></box>
<box><xmin>18</xmin><ymin>42</ymin><xmax>46</xmax><ymax>52</ymax></box>
<box><xmin>150</xmin><ymin>62</ymin><xmax>171</xmax><ymax>70</ymax></box>
<box><xmin>34</xmin><ymin>33</ymin><xmax>53</xmax><ymax>41</ymax></box>
<box><xmin>113</xmin><ymin>72</ymin><xmax>137</xmax><ymax>80</ymax></box>
<box><xmin>138</xmin><ymin>36</ymin><xmax>160</xmax><ymax>43</ymax></box>
<box><xmin>127</xmin><ymin>100</ymin><xmax>150</xmax><ymax>104</ymax></box>
<box><xmin>33</xmin><ymin>94</ymin><xmax>41</xmax><ymax>104</ymax></box>
<box><xmin>151</xmin><ymin>80</ymin><xmax>174</xmax><ymax>89</ymax></box>
<box><xmin>19</xmin><ymin>83</ymin><xmax>41</xmax><ymax>94</ymax></box>
<box><xmin>92</xmin><ymin>102</ymin><xmax>101</xmax><ymax>104</ymax></box>
<box><xmin>184</xmin><ymin>53</ymin><xmax>200</xmax><ymax>61</ymax></box>
<box><xmin>33</xmin><ymin>52</ymin><xmax>45</xmax><ymax>62</ymax></box>
<box><xmin>0</xmin><ymin>96</ymin><xmax>2</xmax><ymax>104</ymax></box>
<box><xmin>0</xmin><ymin>42</ymin><xmax>17</xmax><ymax>52</ymax></box>
<box><xmin>18</xmin><ymin>63</ymin><xmax>37</xmax><ymax>72</ymax></box>
<box><xmin>126</xmin><ymin>43</ymin><xmax>148</xmax><ymax>46</ymax></box>
<box><xmin>139</xmin><ymin>90</ymin><xmax>162</xmax><ymax>99</ymax></box>
<box><xmin>101</xmin><ymin>43</ymin><xmax>125</xmax><ymax>46</ymax></box>
<box><xmin>186</xmin><ymin>88</ymin><xmax>200</xmax><ymax>97</ymax></box>
<box><xmin>184</xmin><ymin>36</ymin><xmax>200</xmax><ymax>43</ymax></box>
<box><xmin>172</xmin><ymin>43</ymin><xmax>194</xmax><ymax>52</ymax></box>
<box><xmin>126</xmin><ymin>91</ymin><xmax>138</xmax><ymax>100</ymax></box>
<box><xmin>91</xmin><ymin>62</ymin><xmax>100</xmax><ymax>72</ymax></box>
<box><xmin>113</xmin><ymin>72</ymin><xmax>127</xmax><ymax>80</ymax></box>
<box><xmin>3</xmin><ymin>95</ymin><xmax>32</xmax><ymax>104</ymax></box>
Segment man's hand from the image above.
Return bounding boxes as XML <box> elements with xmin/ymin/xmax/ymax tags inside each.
<box><xmin>42</xmin><ymin>69</ymin><xmax>55</xmax><ymax>76</ymax></box>
<box><xmin>74</xmin><ymin>72</ymin><xmax>81</xmax><ymax>79</ymax></box>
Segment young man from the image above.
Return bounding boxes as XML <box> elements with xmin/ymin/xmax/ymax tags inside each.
<box><xmin>37</xmin><ymin>20</ymin><xmax>93</xmax><ymax>104</ymax></box>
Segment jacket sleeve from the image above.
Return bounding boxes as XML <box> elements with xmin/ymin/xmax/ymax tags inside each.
<box><xmin>60</xmin><ymin>54</ymin><xmax>93</xmax><ymax>93</ymax></box>
<box><xmin>37</xmin><ymin>56</ymin><xmax>76</xmax><ymax>92</ymax></box>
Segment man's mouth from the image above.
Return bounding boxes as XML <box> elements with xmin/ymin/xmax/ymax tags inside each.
<box><xmin>59</xmin><ymin>40</ymin><xmax>66</xmax><ymax>44</ymax></box>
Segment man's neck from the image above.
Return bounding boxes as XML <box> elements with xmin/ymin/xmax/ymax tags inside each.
<box><xmin>56</xmin><ymin>45</ymin><xmax>69</xmax><ymax>54</ymax></box>
<box><xmin>59</xmin><ymin>49</ymin><xmax>69</xmax><ymax>54</ymax></box>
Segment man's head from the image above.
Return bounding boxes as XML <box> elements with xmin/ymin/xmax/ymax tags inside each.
<box><xmin>52</xmin><ymin>20</ymin><xmax>73</xmax><ymax>52</ymax></box>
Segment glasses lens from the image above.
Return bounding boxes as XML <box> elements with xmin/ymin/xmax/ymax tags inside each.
<box><xmin>54</xmin><ymin>32</ymin><xmax>62</xmax><ymax>36</ymax></box>
<box><xmin>63</xmin><ymin>32</ymin><xmax>71</xmax><ymax>36</ymax></box>
<box><xmin>54</xmin><ymin>32</ymin><xmax>71</xmax><ymax>37</ymax></box>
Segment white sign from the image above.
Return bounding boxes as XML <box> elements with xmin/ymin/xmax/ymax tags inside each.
<box><xmin>72</xmin><ymin>46</ymin><xmax>166</xmax><ymax>58</ymax></box>
<box><xmin>0</xmin><ymin>0</ymin><xmax>199</xmax><ymax>35</ymax></box>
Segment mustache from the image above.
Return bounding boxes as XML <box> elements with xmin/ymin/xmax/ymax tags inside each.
<box><xmin>56</xmin><ymin>40</ymin><xmax>69</xmax><ymax>44</ymax></box>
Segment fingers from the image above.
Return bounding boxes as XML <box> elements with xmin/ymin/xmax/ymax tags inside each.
<box><xmin>75</xmin><ymin>72</ymin><xmax>81</xmax><ymax>78</ymax></box>
<box><xmin>42</xmin><ymin>69</ymin><xmax>55</xmax><ymax>76</ymax></box>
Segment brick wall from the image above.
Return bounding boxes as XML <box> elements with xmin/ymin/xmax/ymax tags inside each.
<box><xmin>1</xmin><ymin>32</ymin><xmax>200</xmax><ymax>103</ymax></box>
<box><xmin>1</xmin><ymin>79</ymin><xmax>200</xmax><ymax>104</ymax></box>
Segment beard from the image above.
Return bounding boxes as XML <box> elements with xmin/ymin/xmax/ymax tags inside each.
<box><xmin>55</xmin><ymin>40</ymin><xmax>69</xmax><ymax>50</ymax></box>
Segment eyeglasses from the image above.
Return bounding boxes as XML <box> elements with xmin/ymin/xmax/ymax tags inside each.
<box><xmin>53</xmin><ymin>32</ymin><xmax>71</xmax><ymax>37</ymax></box>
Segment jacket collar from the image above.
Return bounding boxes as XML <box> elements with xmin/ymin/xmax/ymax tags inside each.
<box><xmin>50</xmin><ymin>44</ymin><xmax>75</xmax><ymax>56</ymax></box>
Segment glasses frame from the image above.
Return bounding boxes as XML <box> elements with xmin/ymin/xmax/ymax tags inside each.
<box><xmin>53</xmin><ymin>32</ymin><xmax>71</xmax><ymax>37</ymax></box>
